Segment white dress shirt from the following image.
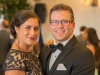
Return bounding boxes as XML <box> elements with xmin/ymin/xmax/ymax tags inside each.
<box><xmin>49</xmin><ymin>34</ymin><xmax>73</xmax><ymax>70</ymax></box>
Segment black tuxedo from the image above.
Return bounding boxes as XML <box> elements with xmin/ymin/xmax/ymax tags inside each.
<box><xmin>39</xmin><ymin>35</ymin><xmax>95</xmax><ymax>75</ymax></box>
<box><xmin>0</xmin><ymin>30</ymin><xmax>14</xmax><ymax>75</ymax></box>
<box><xmin>0</xmin><ymin>30</ymin><xmax>11</xmax><ymax>65</ymax></box>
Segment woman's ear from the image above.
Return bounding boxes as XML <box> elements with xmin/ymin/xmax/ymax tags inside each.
<box><xmin>15</xmin><ymin>26</ymin><xmax>19</xmax><ymax>34</ymax></box>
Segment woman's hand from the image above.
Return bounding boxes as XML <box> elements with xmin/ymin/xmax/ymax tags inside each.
<box><xmin>45</xmin><ymin>39</ymin><xmax>54</xmax><ymax>47</ymax></box>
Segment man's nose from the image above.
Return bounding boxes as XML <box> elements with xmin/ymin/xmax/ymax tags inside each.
<box><xmin>58</xmin><ymin>21</ymin><xmax>63</xmax><ymax>27</ymax></box>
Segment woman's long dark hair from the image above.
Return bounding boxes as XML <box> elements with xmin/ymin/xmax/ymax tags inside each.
<box><xmin>87</xmin><ymin>28</ymin><xmax>100</xmax><ymax>62</ymax></box>
<box><xmin>10</xmin><ymin>10</ymin><xmax>40</xmax><ymax>39</ymax></box>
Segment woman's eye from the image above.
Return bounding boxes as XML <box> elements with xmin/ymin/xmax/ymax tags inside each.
<box><xmin>26</xmin><ymin>26</ymin><xmax>31</xmax><ymax>30</ymax></box>
<box><xmin>34</xmin><ymin>27</ymin><xmax>39</xmax><ymax>31</ymax></box>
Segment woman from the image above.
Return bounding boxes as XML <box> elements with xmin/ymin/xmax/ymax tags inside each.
<box><xmin>82</xmin><ymin>28</ymin><xmax>100</xmax><ymax>75</ymax></box>
<box><xmin>3</xmin><ymin>10</ymin><xmax>43</xmax><ymax>75</ymax></box>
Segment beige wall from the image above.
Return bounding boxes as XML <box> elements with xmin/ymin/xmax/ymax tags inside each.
<box><xmin>33</xmin><ymin>0</ymin><xmax>100</xmax><ymax>43</ymax></box>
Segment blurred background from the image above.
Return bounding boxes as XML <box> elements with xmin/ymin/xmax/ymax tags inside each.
<box><xmin>0</xmin><ymin>1</ymin><xmax>100</xmax><ymax>75</ymax></box>
<box><xmin>0</xmin><ymin>0</ymin><xmax>100</xmax><ymax>44</ymax></box>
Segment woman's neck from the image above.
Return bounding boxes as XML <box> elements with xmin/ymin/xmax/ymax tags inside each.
<box><xmin>19</xmin><ymin>43</ymin><xmax>32</xmax><ymax>52</ymax></box>
<box><xmin>12</xmin><ymin>41</ymin><xmax>32</xmax><ymax>52</ymax></box>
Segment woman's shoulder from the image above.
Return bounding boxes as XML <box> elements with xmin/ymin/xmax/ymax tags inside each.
<box><xmin>3</xmin><ymin>49</ymin><xmax>26</xmax><ymax>71</ymax></box>
<box><xmin>86</xmin><ymin>45</ymin><xmax>95</xmax><ymax>55</ymax></box>
<box><xmin>9</xmin><ymin>49</ymin><xmax>31</xmax><ymax>53</ymax></box>
<box><xmin>8</xmin><ymin>49</ymin><xmax>24</xmax><ymax>56</ymax></box>
<box><xmin>6</xmin><ymin>49</ymin><xmax>26</xmax><ymax>61</ymax></box>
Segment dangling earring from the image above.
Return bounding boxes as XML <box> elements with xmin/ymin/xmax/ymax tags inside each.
<box><xmin>16</xmin><ymin>39</ymin><xmax>19</xmax><ymax>43</ymax></box>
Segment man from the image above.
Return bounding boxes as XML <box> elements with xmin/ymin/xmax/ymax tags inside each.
<box><xmin>0</xmin><ymin>20</ymin><xmax>13</xmax><ymax>75</ymax></box>
<box><xmin>76</xmin><ymin>26</ymin><xmax>86</xmax><ymax>46</ymax></box>
<box><xmin>39</xmin><ymin>4</ymin><xmax>95</xmax><ymax>75</ymax></box>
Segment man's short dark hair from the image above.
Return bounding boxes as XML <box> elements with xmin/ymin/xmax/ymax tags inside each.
<box><xmin>80</xmin><ymin>26</ymin><xmax>86</xmax><ymax>31</ymax></box>
<box><xmin>49</xmin><ymin>3</ymin><xmax>74</xmax><ymax>22</ymax></box>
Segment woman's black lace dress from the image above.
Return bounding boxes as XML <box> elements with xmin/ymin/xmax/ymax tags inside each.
<box><xmin>3</xmin><ymin>49</ymin><xmax>43</xmax><ymax>75</ymax></box>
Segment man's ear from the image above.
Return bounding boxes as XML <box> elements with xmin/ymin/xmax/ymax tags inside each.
<box><xmin>72</xmin><ymin>22</ymin><xmax>75</xmax><ymax>29</ymax></box>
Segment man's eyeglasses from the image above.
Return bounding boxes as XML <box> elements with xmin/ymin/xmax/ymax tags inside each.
<box><xmin>50</xmin><ymin>19</ymin><xmax>72</xmax><ymax>26</ymax></box>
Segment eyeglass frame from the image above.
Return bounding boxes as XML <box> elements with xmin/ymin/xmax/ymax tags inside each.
<box><xmin>50</xmin><ymin>19</ymin><xmax>72</xmax><ymax>26</ymax></box>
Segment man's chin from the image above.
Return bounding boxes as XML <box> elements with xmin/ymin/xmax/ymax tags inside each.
<box><xmin>55</xmin><ymin>38</ymin><xmax>65</xmax><ymax>42</ymax></box>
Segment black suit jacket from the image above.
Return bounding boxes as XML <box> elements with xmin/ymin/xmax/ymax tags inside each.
<box><xmin>76</xmin><ymin>34</ymin><xmax>86</xmax><ymax>46</ymax></box>
<box><xmin>0</xmin><ymin>30</ymin><xmax>14</xmax><ymax>65</ymax></box>
<box><xmin>39</xmin><ymin>35</ymin><xmax>95</xmax><ymax>75</ymax></box>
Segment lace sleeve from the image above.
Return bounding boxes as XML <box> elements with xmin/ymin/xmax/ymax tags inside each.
<box><xmin>3</xmin><ymin>50</ymin><xmax>26</xmax><ymax>71</ymax></box>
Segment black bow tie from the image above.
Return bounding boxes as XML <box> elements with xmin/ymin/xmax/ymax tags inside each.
<box><xmin>49</xmin><ymin>43</ymin><xmax>63</xmax><ymax>53</ymax></box>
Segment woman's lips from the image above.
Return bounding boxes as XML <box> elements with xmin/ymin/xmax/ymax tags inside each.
<box><xmin>29</xmin><ymin>37</ymin><xmax>35</xmax><ymax>40</ymax></box>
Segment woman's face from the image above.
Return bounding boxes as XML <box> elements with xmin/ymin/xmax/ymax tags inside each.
<box><xmin>15</xmin><ymin>18</ymin><xmax>40</xmax><ymax>46</ymax></box>
<box><xmin>82</xmin><ymin>29</ymin><xmax>88</xmax><ymax>41</ymax></box>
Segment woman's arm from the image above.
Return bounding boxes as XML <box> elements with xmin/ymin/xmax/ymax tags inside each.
<box><xmin>5</xmin><ymin>70</ymin><xmax>25</xmax><ymax>75</ymax></box>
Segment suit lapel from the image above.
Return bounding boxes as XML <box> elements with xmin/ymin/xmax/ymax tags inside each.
<box><xmin>48</xmin><ymin>35</ymin><xmax>77</xmax><ymax>75</ymax></box>
<box><xmin>41</xmin><ymin>46</ymin><xmax>51</xmax><ymax>72</ymax></box>
<box><xmin>46</xmin><ymin>51</ymin><xmax>52</xmax><ymax>75</ymax></box>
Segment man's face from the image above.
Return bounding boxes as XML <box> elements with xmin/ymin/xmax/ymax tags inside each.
<box><xmin>82</xmin><ymin>29</ymin><xmax>88</xmax><ymax>41</ymax></box>
<box><xmin>49</xmin><ymin>10</ymin><xmax>75</xmax><ymax>43</ymax></box>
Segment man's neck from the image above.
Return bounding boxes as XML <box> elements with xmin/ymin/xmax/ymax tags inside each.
<box><xmin>54</xmin><ymin>34</ymin><xmax>73</xmax><ymax>46</ymax></box>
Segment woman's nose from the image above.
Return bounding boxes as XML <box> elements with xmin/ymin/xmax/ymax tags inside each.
<box><xmin>30</xmin><ymin>29</ymin><xmax>35</xmax><ymax>35</ymax></box>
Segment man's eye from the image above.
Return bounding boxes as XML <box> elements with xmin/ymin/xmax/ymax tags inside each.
<box><xmin>53</xmin><ymin>20</ymin><xmax>58</xmax><ymax>23</ymax></box>
<box><xmin>52</xmin><ymin>21</ymin><xmax>58</xmax><ymax>24</ymax></box>
<box><xmin>63</xmin><ymin>20</ymin><xmax>68</xmax><ymax>23</ymax></box>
